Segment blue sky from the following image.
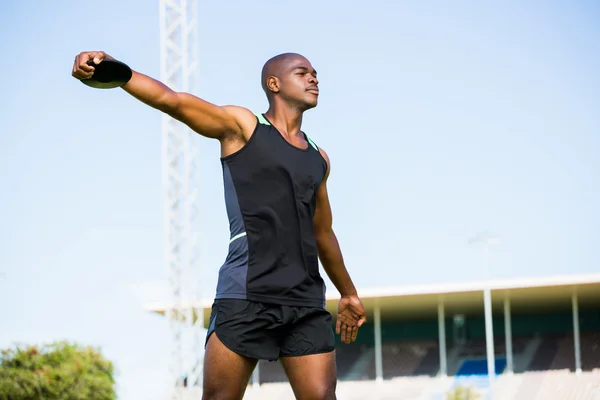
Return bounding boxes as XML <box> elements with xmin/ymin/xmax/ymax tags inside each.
<box><xmin>1</xmin><ymin>0</ymin><xmax>599</xmax><ymax>398</ymax></box>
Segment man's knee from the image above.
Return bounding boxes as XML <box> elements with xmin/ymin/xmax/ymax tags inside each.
<box><xmin>200</xmin><ymin>388</ymin><xmax>225</xmax><ymax>400</ymax></box>
<box><xmin>201</xmin><ymin>364</ymin><xmax>253</xmax><ymax>400</ymax></box>
<box><xmin>307</xmin><ymin>378</ymin><xmax>337</xmax><ymax>400</ymax></box>
<box><xmin>201</xmin><ymin>381</ymin><xmax>241</xmax><ymax>400</ymax></box>
<box><xmin>201</xmin><ymin>377</ymin><xmax>222</xmax><ymax>400</ymax></box>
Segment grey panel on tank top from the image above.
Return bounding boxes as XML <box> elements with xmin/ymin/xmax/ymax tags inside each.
<box><xmin>216</xmin><ymin>163</ymin><xmax>248</xmax><ymax>298</ymax></box>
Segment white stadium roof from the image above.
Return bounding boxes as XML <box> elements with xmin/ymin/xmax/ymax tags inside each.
<box><xmin>147</xmin><ymin>273</ymin><xmax>600</xmax><ymax>327</ymax></box>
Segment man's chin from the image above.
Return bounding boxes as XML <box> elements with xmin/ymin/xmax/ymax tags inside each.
<box><xmin>303</xmin><ymin>100</ymin><xmax>318</xmax><ymax>111</ymax></box>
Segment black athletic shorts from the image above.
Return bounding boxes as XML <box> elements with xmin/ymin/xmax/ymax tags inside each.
<box><xmin>205</xmin><ymin>299</ymin><xmax>336</xmax><ymax>361</ymax></box>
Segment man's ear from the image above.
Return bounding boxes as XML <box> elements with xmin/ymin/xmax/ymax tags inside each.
<box><xmin>267</xmin><ymin>76</ymin><xmax>280</xmax><ymax>94</ymax></box>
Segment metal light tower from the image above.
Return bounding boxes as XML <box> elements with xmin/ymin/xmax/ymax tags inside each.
<box><xmin>469</xmin><ymin>232</ymin><xmax>500</xmax><ymax>399</ymax></box>
<box><xmin>158</xmin><ymin>0</ymin><xmax>204</xmax><ymax>399</ymax></box>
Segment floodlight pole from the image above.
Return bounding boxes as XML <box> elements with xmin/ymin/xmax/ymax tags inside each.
<box><xmin>159</xmin><ymin>0</ymin><xmax>203</xmax><ymax>398</ymax></box>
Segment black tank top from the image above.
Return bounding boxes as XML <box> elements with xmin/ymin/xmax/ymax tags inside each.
<box><xmin>214</xmin><ymin>113</ymin><xmax>328</xmax><ymax>308</ymax></box>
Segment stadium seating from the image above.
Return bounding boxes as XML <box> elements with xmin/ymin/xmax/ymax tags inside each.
<box><xmin>550</xmin><ymin>334</ymin><xmax>576</xmax><ymax>370</ymax></box>
<box><xmin>581</xmin><ymin>332</ymin><xmax>600</xmax><ymax>371</ymax></box>
<box><xmin>252</xmin><ymin>331</ymin><xmax>600</xmax><ymax>398</ymax></box>
<box><xmin>412</xmin><ymin>343</ymin><xmax>440</xmax><ymax>376</ymax></box>
<box><xmin>381</xmin><ymin>340</ymin><xmax>436</xmax><ymax>379</ymax></box>
<box><xmin>528</xmin><ymin>335</ymin><xmax>560</xmax><ymax>371</ymax></box>
<box><xmin>457</xmin><ymin>335</ymin><xmax>528</xmax><ymax>358</ymax></box>
<box><xmin>336</xmin><ymin>343</ymin><xmax>372</xmax><ymax>380</ymax></box>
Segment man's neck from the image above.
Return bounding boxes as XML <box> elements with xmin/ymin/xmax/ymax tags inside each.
<box><xmin>265</xmin><ymin>103</ymin><xmax>304</xmax><ymax>138</ymax></box>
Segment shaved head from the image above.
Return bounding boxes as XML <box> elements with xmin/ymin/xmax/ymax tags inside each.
<box><xmin>260</xmin><ymin>52</ymin><xmax>319</xmax><ymax>110</ymax></box>
<box><xmin>262</xmin><ymin>53</ymin><xmax>310</xmax><ymax>96</ymax></box>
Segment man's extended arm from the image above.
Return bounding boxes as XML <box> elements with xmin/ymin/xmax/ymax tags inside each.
<box><xmin>313</xmin><ymin>149</ymin><xmax>367</xmax><ymax>344</ymax></box>
<box><xmin>71</xmin><ymin>51</ymin><xmax>251</xmax><ymax>140</ymax></box>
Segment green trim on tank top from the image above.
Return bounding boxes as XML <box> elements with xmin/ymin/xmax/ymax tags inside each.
<box><xmin>229</xmin><ymin>231</ymin><xmax>247</xmax><ymax>244</ymax></box>
<box><xmin>256</xmin><ymin>114</ymin><xmax>271</xmax><ymax>125</ymax></box>
<box><xmin>305</xmin><ymin>136</ymin><xmax>319</xmax><ymax>152</ymax></box>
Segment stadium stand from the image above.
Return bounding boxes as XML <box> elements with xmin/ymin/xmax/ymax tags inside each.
<box><xmin>412</xmin><ymin>343</ymin><xmax>440</xmax><ymax>377</ymax></box>
<box><xmin>380</xmin><ymin>340</ymin><xmax>436</xmax><ymax>378</ymax></box>
<box><xmin>150</xmin><ymin>273</ymin><xmax>600</xmax><ymax>399</ymax></box>
<box><xmin>527</xmin><ymin>334</ymin><xmax>558</xmax><ymax>371</ymax></box>
<box><xmin>582</xmin><ymin>332</ymin><xmax>600</xmax><ymax>371</ymax></box>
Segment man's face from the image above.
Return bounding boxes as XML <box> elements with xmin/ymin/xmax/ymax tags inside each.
<box><xmin>278</xmin><ymin>56</ymin><xmax>320</xmax><ymax>110</ymax></box>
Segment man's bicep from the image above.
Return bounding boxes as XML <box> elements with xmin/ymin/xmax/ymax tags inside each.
<box><xmin>314</xmin><ymin>181</ymin><xmax>333</xmax><ymax>232</ymax></box>
<box><xmin>314</xmin><ymin>150</ymin><xmax>333</xmax><ymax>234</ymax></box>
<box><xmin>170</xmin><ymin>93</ymin><xmax>251</xmax><ymax>140</ymax></box>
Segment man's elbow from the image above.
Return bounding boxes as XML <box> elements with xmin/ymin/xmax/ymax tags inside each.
<box><xmin>157</xmin><ymin>91</ymin><xmax>181</xmax><ymax>115</ymax></box>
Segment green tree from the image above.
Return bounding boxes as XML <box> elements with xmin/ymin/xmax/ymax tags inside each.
<box><xmin>446</xmin><ymin>385</ymin><xmax>482</xmax><ymax>400</ymax></box>
<box><xmin>0</xmin><ymin>341</ymin><xmax>115</xmax><ymax>400</ymax></box>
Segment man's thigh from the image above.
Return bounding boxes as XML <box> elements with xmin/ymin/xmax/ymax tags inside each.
<box><xmin>280</xmin><ymin>351</ymin><xmax>337</xmax><ymax>400</ymax></box>
<box><xmin>279</xmin><ymin>306</ymin><xmax>337</xmax><ymax>399</ymax></box>
<box><xmin>202</xmin><ymin>299</ymin><xmax>284</xmax><ymax>399</ymax></box>
<box><xmin>202</xmin><ymin>333</ymin><xmax>257</xmax><ymax>400</ymax></box>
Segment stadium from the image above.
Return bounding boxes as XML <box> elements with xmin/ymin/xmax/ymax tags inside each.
<box><xmin>129</xmin><ymin>2</ymin><xmax>600</xmax><ymax>399</ymax></box>
<box><xmin>150</xmin><ymin>272</ymin><xmax>600</xmax><ymax>399</ymax></box>
<box><xmin>3</xmin><ymin>1</ymin><xmax>600</xmax><ymax>400</ymax></box>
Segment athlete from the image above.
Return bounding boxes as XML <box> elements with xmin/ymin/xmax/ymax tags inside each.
<box><xmin>72</xmin><ymin>51</ymin><xmax>367</xmax><ymax>400</ymax></box>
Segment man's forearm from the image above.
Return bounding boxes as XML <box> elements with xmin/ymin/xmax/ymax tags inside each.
<box><xmin>317</xmin><ymin>230</ymin><xmax>358</xmax><ymax>297</ymax></box>
<box><xmin>121</xmin><ymin>70</ymin><xmax>177</xmax><ymax>113</ymax></box>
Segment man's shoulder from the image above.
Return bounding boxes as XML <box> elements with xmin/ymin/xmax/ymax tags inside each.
<box><xmin>221</xmin><ymin>106</ymin><xmax>259</xmax><ymax>138</ymax></box>
<box><xmin>222</xmin><ymin>105</ymin><xmax>256</xmax><ymax>122</ymax></box>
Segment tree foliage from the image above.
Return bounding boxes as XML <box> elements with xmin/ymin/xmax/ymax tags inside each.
<box><xmin>0</xmin><ymin>341</ymin><xmax>115</xmax><ymax>400</ymax></box>
<box><xmin>446</xmin><ymin>384</ymin><xmax>482</xmax><ymax>400</ymax></box>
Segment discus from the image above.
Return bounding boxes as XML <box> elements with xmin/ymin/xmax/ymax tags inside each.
<box><xmin>81</xmin><ymin>59</ymin><xmax>133</xmax><ymax>89</ymax></box>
